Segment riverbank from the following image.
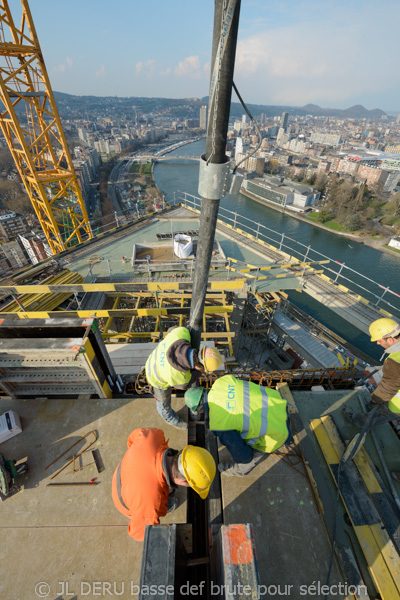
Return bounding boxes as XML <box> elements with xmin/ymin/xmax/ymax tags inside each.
<box><xmin>240</xmin><ymin>188</ymin><xmax>400</xmax><ymax>260</ymax></box>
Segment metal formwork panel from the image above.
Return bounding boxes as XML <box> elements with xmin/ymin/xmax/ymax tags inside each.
<box><xmin>0</xmin><ymin>333</ymin><xmax>111</xmax><ymax>399</ymax></box>
<box><xmin>139</xmin><ymin>525</ymin><xmax>176</xmax><ymax>600</ymax></box>
<box><xmin>0</xmin><ymin>318</ymin><xmax>121</xmax><ymax>394</ymax></box>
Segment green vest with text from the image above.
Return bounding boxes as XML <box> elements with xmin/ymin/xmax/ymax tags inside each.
<box><xmin>387</xmin><ymin>352</ymin><xmax>400</xmax><ymax>414</ymax></box>
<box><xmin>145</xmin><ymin>327</ymin><xmax>192</xmax><ymax>390</ymax></box>
<box><xmin>208</xmin><ymin>374</ymin><xmax>289</xmax><ymax>453</ymax></box>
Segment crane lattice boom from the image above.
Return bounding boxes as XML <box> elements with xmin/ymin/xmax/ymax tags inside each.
<box><xmin>0</xmin><ymin>0</ymin><xmax>92</xmax><ymax>254</ymax></box>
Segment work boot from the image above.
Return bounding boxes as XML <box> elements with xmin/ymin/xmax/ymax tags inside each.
<box><xmin>218</xmin><ymin>461</ymin><xmax>255</xmax><ymax>477</ymax></box>
<box><xmin>218</xmin><ymin>462</ymin><xmax>236</xmax><ymax>474</ymax></box>
<box><xmin>166</xmin><ymin>497</ymin><xmax>179</xmax><ymax>514</ymax></box>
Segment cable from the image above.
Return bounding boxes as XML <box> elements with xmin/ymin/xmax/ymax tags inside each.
<box><xmin>232</xmin><ymin>81</ymin><xmax>263</xmax><ymax>173</ymax></box>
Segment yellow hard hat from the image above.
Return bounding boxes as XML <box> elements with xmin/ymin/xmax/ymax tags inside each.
<box><xmin>201</xmin><ymin>346</ymin><xmax>222</xmax><ymax>372</ymax></box>
<box><xmin>369</xmin><ymin>318</ymin><xmax>400</xmax><ymax>342</ymax></box>
<box><xmin>178</xmin><ymin>445</ymin><xmax>216</xmax><ymax>499</ymax></box>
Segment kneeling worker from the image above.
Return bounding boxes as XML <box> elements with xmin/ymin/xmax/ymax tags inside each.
<box><xmin>112</xmin><ymin>427</ymin><xmax>216</xmax><ymax>541</ymax></box>
<box><xmin>145</xmin><ymin>326</ymin><xmax>222</xmax><ymax>429</ymax></box>
<box><xmin>185</xmin><ymin>374</ymin><xmax>291</xmax><ymax>476</ymax></box>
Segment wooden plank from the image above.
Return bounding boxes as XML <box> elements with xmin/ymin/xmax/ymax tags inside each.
<box><xmin>336</xmin><ymin>543</ymin><xmax>371</xmax><ymax>600</ymax></box>
<box><xmin>355</xmin><ymin>448</ymin><xmax>400</xmax><ymax>553</ymax></box>
<box><xmin>311</xmin><ymin>417</ymin><xmax>400</xmax><ymax>600</ymax></box>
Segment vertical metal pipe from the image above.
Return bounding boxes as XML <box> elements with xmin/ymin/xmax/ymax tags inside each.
<box><xmin>375</xmin><ymin>286</ymin><xmax>389</xmax><ymax>307</ymax></box>
<box><xmin>335</xmin><ymin>263</ymin><xmax>345</xmax><ymax>282</ymax></box>
<box><xmin>189</xmin><ymin>0</ymin><xmax>241</xmax><ymax>349</ymax></box>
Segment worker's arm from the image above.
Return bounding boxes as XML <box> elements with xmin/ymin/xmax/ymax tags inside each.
<box><xmin>173</xmin><ymin>369</ymin><xmax>201</xmax><ymax>390</ymax></box>
<box><xmin>213</xmin><ymin>429</ymin><xmax>254</xmax><ymax>464</ymax></box>
<box><xmin>371</xmin><ymin>358</ymin><xmax>400</xmax><ymax>404</ymax></box>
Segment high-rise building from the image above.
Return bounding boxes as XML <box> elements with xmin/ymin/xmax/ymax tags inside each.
<box><xmin>235</xmin><ymin>137</ymin><xmax>248</xmax><ymax>159</ymax></box>
<box><xmin>280</xmin><ymin>112</ymin><xmax>289</xmax><ymax>131</ymax></box>
<box><xmin>200</xmin><ymin>105</ymin><xmax>207</xmax><ymax>130</ymax></box>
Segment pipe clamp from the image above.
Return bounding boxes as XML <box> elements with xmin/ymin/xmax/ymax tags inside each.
<box><xmin>198</xmin><ymin>154</ymin><xmax>231</xmax><ymax>200</ymax></box>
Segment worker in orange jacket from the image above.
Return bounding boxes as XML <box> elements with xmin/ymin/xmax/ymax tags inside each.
<box><xmin>112</xmin><ymin>428</ymin><xmax>216</xmax><ymax>541</ymax></box>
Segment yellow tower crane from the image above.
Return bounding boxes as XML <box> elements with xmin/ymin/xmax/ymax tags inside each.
<box><xmin>0</xmin><ymin>0</ymin><xmax>92</xmax><ymax>254</ymax></box>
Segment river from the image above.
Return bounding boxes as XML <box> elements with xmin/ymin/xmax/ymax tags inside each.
<box><xmin>153</xmin><ymin>139</ymin><xmax>400</xmax><ymax>361</ymax></box>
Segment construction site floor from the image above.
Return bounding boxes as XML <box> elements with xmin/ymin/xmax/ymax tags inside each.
<box><xmin>219</xmin><ymin>442</ymin><xmax>345</xmax><ymax>597</ymax></box>
<box><xmin>66</xmin><ymin>210</ymin><xmax>301</xmax><ymax>292</ymax></box>
<box><xmin>2</xmin><ymin>385</ymin><xmax>399</xmax><ymax>599</ymax></box>
<box><xmin>0</xmin><ymin>395</ymin><xmax>188</xmax><ymax>600</ymax></box>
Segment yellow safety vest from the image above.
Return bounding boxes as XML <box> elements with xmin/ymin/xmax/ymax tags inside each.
<box><xmin>208</xmin><ymin>374</ymin><xmax>289</xmax><ymax>453</ymax></box>
<box><xmin>145</xmin><ymin>327</ymin><xmax>192</xmax><ymax>390</ymax></box>
<box><xmin>387</xmin><ymin>352</ymin><xmax>400</xmax><ymax>414</ymax></box>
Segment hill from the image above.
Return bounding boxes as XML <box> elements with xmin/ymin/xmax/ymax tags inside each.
<box><xmin>49</xmin><ymin>91</ymin><xmax>387</xmax><ymax>121</ymax></box>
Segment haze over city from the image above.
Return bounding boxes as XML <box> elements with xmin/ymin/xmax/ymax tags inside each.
<box><xmin>23</xmin><ymin>0</ymin><xmax>400</xmax><ymax>112</ymax></box>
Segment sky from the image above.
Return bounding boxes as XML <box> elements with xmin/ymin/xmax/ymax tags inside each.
<box><xmin>8</xmin><ymin>0</ymin><xmax>400</xmax><ymax>112</ymax></box>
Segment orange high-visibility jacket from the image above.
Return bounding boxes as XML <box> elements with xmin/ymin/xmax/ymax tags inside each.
<box><xmin>112</xmin><ymin>428</ymin><xmax>169</xmax><ymax>541</ymax></box>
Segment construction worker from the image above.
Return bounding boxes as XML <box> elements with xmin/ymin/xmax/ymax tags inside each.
<box><xmin>112</xmin><ymin>427</ymin><xmax>216</xmax><ymax>542</ymax></box>
<box><xmin>145</xmin><ymin>326</ymin><xmax>222</xmax><ymax>430</ymax></box>
<box><xmin>343</xmin><ymin>318</ymin><xmax>400</xmax><ymax>430</ymax></box>
<box><xmin>184</xmin><ymin>374</ymin><xmax>291</xmax><ymax>476</ymax></box>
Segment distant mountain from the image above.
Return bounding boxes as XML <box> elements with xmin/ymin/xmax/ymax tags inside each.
<box><xmin>300</xmin><ymin>103</ymin><xmax>386</xmax><ymax>119</ymax></box>
<box><xmin>50</xmin><ymin>91</ymin><xmax>387</xmax><ymax>121</ymax></box>
<box><xmin>229</xmin><ymin>100</ymin><xmax>386</xmax><ymax>120</ymax></box>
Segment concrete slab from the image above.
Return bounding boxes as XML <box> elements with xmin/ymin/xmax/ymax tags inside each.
<box><xmin>219</xmin><ymin>445</ymin><xmax>345</xmax><ymax>596</ymax></box>
<box><xmin>67</xmin><ymin>210</ymin><xmax>301</xmax><ymax>292</ymax></box>
<box><xmin>0</xmin><ymin>395</ymin><xmax>188</xmax><ymax>599</ymax></box>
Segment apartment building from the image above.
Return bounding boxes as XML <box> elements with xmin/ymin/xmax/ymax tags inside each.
<box><xmin>355</xmin><ymin>165</ymin><xmax>389</xmax><ymax>187</ymax></box>
<box><xmin>200</xmin><ymin>106</ymin><xmax>207</xmax><ymax>130</ymax></box>
<box><xmin>0</xmin><ymin>210</ymin><xmax>29</xmax><ymax>242</ymax></box>
<box><xmin>0</xmin><ymin>240</ymin><xmax>29</xmax><ymax>269</ymax></box>
<box><xmin>19</xmin><ymin>233</ymin><xmax>52</xmax><ymax>265</ymax></box>
<box><xmin>311</xmin><ymin>132</ymin><xmax>342</xmax><ymax>146</ymax></box>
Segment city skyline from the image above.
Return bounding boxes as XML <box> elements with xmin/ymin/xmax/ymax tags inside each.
<box><xmin>15</xmin><ymin>0</ymin><xmax>400</xmax><ymax>112</ymax></box>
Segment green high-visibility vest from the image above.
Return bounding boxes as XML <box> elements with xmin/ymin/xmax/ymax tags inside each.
<box><xmin>208</xmin><ymin>374</ymin><xmax>289</xmax><ymax>453</ymax></box>
<box><xmin>387</xmin><ymin>352</ymin><xmax>400</xmax><ymax>414</ymax></box>
<box><xmin>145</xmin><ymin>327</ymin><xmax>192</xmax><ymax>390</ymax></box>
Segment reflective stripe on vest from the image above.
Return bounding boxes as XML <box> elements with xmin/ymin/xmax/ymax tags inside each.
<box><xmin>246</xmin><ymin>386</ymin><xmax>269</xmax><ymax>447</ymax></box>
<box><xmin>240</xmin><ymin>380</ymin><xmax>251</xmax><ymax>439</ymax></box>
<box><xmin>386</xmin><ymin>352</ymin><xmax>400</xmax><ymax>414</ymax></box>
<box><xmin>147</xmin><ymin>344</ymin><xmax>165</xmax><ymax>388</ymax></box>
<box><xmin>116</xmin><ymin>461</ymin><xmax>129</xmax><ymax>511</ymax></box>
<box><xmin>145</xmin><ymin>327</ymin><xmax>191</xmax><ymax>389</ymax></box>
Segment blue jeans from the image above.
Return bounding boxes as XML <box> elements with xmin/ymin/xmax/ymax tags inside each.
<box><xmin>153</xmin><ymin>387</ymin><xmax>181</xmax><ymax>426</ymax></box>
